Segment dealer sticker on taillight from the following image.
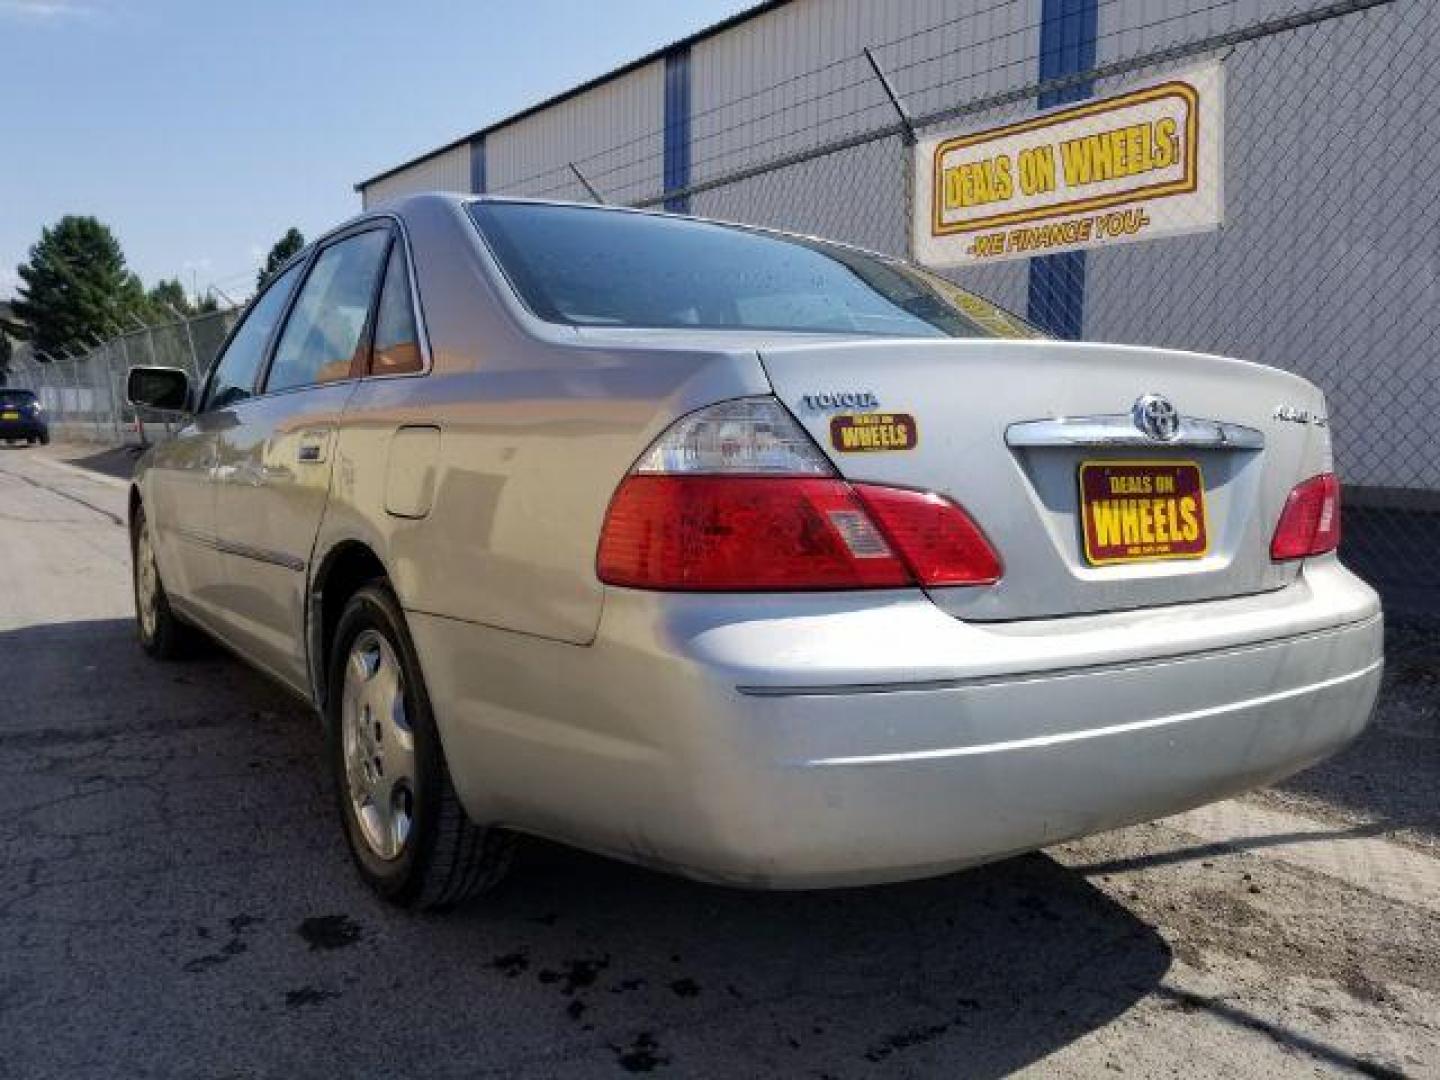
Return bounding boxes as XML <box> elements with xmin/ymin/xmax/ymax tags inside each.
<box><xmin>1079</xmin><ymin>460</ymin><xmax>1208</xmax><ymax>565</ymax></box>
<box><xmin>830</xmin><ymin>412</ymin><xmax>917</xmax><ymax>452</ymax></box>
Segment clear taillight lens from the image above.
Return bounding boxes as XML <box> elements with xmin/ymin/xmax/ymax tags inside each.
<box><xmin>1271</xmin><ymin>472</ymin><xmax>1341</xmax><ymax>560</ymax></box>
<box><xmin>632</xmin><ymin>397</ymin><xmax>833</xmax><ymax>476</ymax></box>
<box><xmin>597</xmin><ymin>398</ymin><xmax>1001</xmax><ymax>591</ymax></box>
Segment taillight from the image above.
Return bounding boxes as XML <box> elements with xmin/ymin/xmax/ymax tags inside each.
<box><xmin>853</xmin><ymin>484</ymin><xmax>1002</xmax><ymax>586</ymax></box>
<box><xmin>597</xmin><ymin>475</ymin><xmax>911</xmax><ymax>590</ymax></box>
<box><xmin>596</xmin><ymin>397</ymin><xmax>1001</xmax><ymax>591</ymax></box>
<box><xmin>1271</xmin><ymin>472</ymin><xmax>1341</xmax><ymax>560</ymax></box>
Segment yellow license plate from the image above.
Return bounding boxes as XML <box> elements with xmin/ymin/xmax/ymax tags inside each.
<box><xmin>1</xmin><ymin>411</ymin><xmax>19</xmax><ymax>421</ymax></box>
<box><xmin>1079</xmin><ymin>460</ymin><xmax>1208</xmax><ymax>565</ymax></box>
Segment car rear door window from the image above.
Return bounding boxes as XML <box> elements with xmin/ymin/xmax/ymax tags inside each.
<box><xmin>265</xmin><ymin>229</ymin><xmax>389</xmax><ymax>394</ymax></box>
<box><xmin>202</xmin><ymin>262</ymin><xmax>302</xmax><ymax>412</ymax></box>
<box><xmin>370</xmin><ymin>241</ymin><xmax>423</xmax><ymax>376</ymax></box>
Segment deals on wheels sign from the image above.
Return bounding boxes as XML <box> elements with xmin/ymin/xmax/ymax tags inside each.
<box><xmin>913</xmin><ymin>63</ymin><xmax>1224</xmax><ymax>268</ymax></box>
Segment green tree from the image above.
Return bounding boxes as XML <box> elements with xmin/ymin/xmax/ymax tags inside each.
<box><xmin>146</xmin><ymin>278</ymin><xmax>197</xmax><ymax>320</ymax></box>
<box><xmin>11</xmin><ymin>216</ymin><xmax>148</xmax><ymax>356</ymax></box>
<box><xmin>0</xmin><ymin>307</ymin><xmax>21</xmax><ymax>380</ymax></box>
<box><xmin>257</xmin><ymin>227</ymin><xmax>305</xmax><ymax>290</ymax></box>
<box><xmin>138</xmin><ymin>278</ymin><xmax>220</xmax><ymax>322</ymax></box>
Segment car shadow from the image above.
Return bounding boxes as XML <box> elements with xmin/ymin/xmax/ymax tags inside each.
<box><xmin>2</xmin><ymin>616</ymin><xmax>1172</xmax><ymax>1076</ymax></box>
<box><xmin>1063</xmin><ymin>822</ymin><xmax>1391</xmax><ymax>878</ymax></box>
<box><xmin>1272</xmin><ymin>612</ymin><xmax>1439</xmax><ymax>846</ymax></box>
<box><xmin>444</xmin><ymin>839</ymin><xmax>1173</xmax><ymax>1075</ymax></box>
<box><xmin>3</xmin><ymin>439</ymin><xmax>142</xmax><ymax>478</ymax></box>
<box><xmin>57</xmin><ymin>442</ymin><xmax>144</xmax><ymax>480</ymax></box>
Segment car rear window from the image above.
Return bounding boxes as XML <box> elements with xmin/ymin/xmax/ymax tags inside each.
<box><xmin>468</xmin><ymin>201</ymin><xmax>1041</xmax><ymax>340</ymax></box>
<box><xmin>0</xmin><ymin>390</ymin><xmax>37</xmax><ymax>406</ymax></box>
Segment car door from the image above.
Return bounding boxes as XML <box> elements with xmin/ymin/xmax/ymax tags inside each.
<box><xmin>209</xmin><ymin>225</ymin><xmax>391</xmax><ymax>690</ymax></box>
<box><xmin>145</xmin><ymin>261</ymin><xmax>304</xmax><ymax>625</ymax></box>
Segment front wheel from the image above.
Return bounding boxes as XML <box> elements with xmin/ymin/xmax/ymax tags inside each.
<box><xmin>327</xmin><ymin>583</ymin><xmax>513</xmax><ymax>909</ymax></box>
<box><xmin>131</xmin><ymin>504</ymin><xmax>198</xmax><ymax>659</ymax></box>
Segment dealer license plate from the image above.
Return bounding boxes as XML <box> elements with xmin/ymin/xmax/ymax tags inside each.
<box><xmin>1078</xmin><ymin>460</ymin><xmax>1208</xmax><ymax>565</ymax></box>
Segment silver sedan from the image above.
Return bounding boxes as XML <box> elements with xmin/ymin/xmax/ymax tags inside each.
<box><xmin>126</xmin><ymin>195</ymin><xmax>1382</xmax><ymax>908</ymax></box>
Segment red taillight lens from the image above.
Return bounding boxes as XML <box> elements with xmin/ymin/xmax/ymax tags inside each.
<box><xmin>597</xmin><ymin>475</ymin><xmax>910</xmax><ymax>590</ymax></box>
<box><xmin>1270</xmin><ymin>472</ymin><xmax>1341</xmax><ymax>560</ymax></box>
<box><xmin>598</xmin><ymin>475</ymin><xmax>1001</xmax><ymax>591</ymax></box>
<box><xmin>854</xmin><ymin>484</ymin><xmax>1002</xmax><ymax>586</ymax></box>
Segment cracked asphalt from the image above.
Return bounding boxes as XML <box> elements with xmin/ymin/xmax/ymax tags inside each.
<box><xmin>1</xmin><ymin>443</ymin><xmax>1436</xmax><ymax>1079</ymax></box>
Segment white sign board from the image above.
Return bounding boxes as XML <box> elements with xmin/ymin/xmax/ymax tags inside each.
<box><xmin>913</xmin><ymin>63</ymin><xmax>1224</xmax><ymax>268</ymax></box>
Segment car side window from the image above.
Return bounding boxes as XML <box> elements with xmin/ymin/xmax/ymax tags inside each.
<box><xmin>202</xmin><ymin>263</ymin><xmax>302</xmax><ymax>412</ymax></box>
<box><xmin>265</xmin><ymin>229</ymin><xmax>390</xmax><ymax>394</ymax></box>
<box><xmin>370</xmin><ymin>241</ymin><xmax>423</xmax><ymax>376</ymax></box>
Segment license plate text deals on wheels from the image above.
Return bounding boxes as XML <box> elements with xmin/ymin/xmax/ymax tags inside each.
<box><xmin>1079</xmin><ymin>460</ymin><xmax>1207</xmax><ymax>565</ymax></box>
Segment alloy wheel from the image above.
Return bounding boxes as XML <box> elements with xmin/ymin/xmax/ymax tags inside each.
<box><xmin>340</xmin><ymin>629</ymin><xmax>417</xmax><ymax>860</ymax></box>
<box><xmin>136</xmin><ymin>521</ymin><xmax>160</xmax><ymax>643</ymax></box>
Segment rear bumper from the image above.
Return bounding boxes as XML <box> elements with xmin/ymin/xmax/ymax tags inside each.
<box><xmin>413</xmin><ymin>557</ymin><xmax>1382</xmax><ymax>888</ymax></box>
<box><xmin>0</xmin><ymin>419</ymin><xmax>46</xmax><ymax>439</ymax></box>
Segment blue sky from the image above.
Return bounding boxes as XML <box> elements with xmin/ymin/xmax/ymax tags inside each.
<box><xmin>0</xmin><ymin>0</ymin><xmax>753</xmax><ymax>303</ymax></box>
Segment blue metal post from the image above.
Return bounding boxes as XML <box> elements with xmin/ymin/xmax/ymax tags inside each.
<box><xmin>663</xmin><ymin>47</ymin><xmax>692</xmax><ymax>213</ymax></box>
<box><xmin>1027</xmin><ymin>0</ymin><xmax>1098</xmax><ymax>339</ymax></box>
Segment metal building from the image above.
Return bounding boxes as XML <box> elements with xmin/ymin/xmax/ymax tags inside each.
<box><xmin>354</xmin><ymin>0</ymin><xmax>1437</xmax><ymax>564</ymax></box>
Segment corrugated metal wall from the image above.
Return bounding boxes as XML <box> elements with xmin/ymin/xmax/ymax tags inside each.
<box><xmin>361</xmin><ymin>61</ymin><xmax>666</xmax><ymax>208</ymax></box>
<box><xmin>360</xmin><ymin>142</ymin><xmax>470</xmax><ymax>209</ymax></box>
<box><xmin>486</xmin><ymin>60</ymin><xmax>667</xmax><ymax>204</ymax></box>
<box><xmin>1098</xmin><ymin>0</ymin><xmax>1324</xmax><ymax>57</ymax></box>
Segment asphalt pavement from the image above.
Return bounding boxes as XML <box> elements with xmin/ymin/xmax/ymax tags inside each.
<box><xmin>1</xmin><ymin>443</ymin><xmax>1436</xmax><ymax>1079</ymax></box>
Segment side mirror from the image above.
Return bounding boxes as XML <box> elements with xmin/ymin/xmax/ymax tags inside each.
<box><xmin>126</xmin><ymin>366</ymin><xmax>191</xmax><ymax>413</ymax></box>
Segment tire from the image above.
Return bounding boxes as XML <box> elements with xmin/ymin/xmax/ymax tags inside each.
<box><xmin>38</xmin><ymin>432</ymin><xmax>49</xmax><ymax>446</ymax></box>
<box><xmin>131</xmin><ymin>503</ymin><xmax>199</xmax><ymax>660</ymax></box>
<box><xmin>26</xmin><ymin>437</ymin><xmax>35</xmax><ymax>446</ymax></box>
<box><xmin>327</xmin><ymin>582</ymin><xmax>513</xmax><ymax>909</ymax></box>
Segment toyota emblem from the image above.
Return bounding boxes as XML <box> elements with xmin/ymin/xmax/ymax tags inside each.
<box><xmin>1132</xmin><ymin>393</ymin><xmax>1181</xmax><ymax>441</ymax></box>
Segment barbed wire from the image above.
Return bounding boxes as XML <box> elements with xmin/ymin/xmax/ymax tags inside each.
<box><xmin>486</xmin><ymin>0</ymin><xmax>1378</xmax><ymax>202</ymax></box>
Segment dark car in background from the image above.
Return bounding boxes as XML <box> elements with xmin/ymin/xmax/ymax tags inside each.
<box><xmin>0</xmin><ymin>389</ymin><xmax>48</xmax><ymax>446</ymax></box>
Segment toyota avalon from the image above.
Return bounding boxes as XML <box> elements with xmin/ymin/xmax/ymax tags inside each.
<box><xmin>125</xmin><ymin>195</ymin><xmax>1382</xmax><ymax>909</ymax></box>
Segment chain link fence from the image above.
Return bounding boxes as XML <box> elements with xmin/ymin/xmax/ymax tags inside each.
<box><xmin>494</xmin><ymin>0</ymin><xmax>1434</xmax><ymax>606</ymax></box>
<box><xmin>4</xmin><ymin>307</ymin><xmax>237</xmax><ymax>446</ymax></box>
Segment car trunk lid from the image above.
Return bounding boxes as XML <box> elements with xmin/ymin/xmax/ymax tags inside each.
<box><xmin>759</xmin><ymin>338</ymin><xmax>1332</xmax><ymax>621</ymax></box>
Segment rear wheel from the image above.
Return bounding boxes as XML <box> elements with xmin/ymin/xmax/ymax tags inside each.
<box><xmin>131</xmin><ymin>504</ymin><xmax>198</xmax><ymax>659</ymax></box>
<box><xmin>327</xmin><ymin>583</ymin><xmax>513</xmax><ymax>909</ymax></box>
